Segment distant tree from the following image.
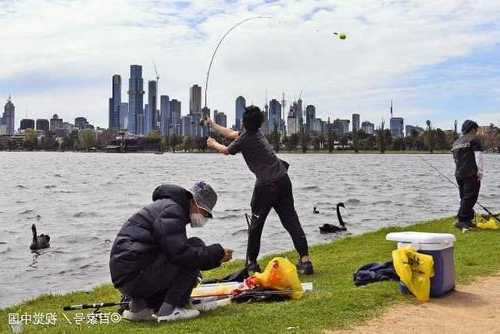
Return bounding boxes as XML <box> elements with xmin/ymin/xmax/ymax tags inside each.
<box><xmin>312</xmin><ymin>136</ymin><xmax>321</xmax><ymax>151</ymax></box>
<box><xmin>352</xmin><ymin>131</ymin><xmax>359</xmax><ymax>153</ymax></box>
<box><xmin>183</xmin><ymin>136</ymin><xmax>192</xmax><ymax>152</ymax></box>
<box><xmin>300</xmin><ymin>131</ymin><xmax>310</xmax><ymax>153</ymax></box>
<box><xmin>327</xmin><ymin>128</ymin><xmax>335</xmax><ymax>153</ymax></box>
<box><xmin>23</xmin><ymin>129</ymin><xmax>38</xmax><ymax>151</ymax></box>
<box><xmin>79</xmin><ymin>129</ymin><xmax>96</xmax><ymax>151</ymax></box>
<box><xmin>377</xmin><ymin>121</ymin><xmax>386</xmax><ymax>154</ymax></box>
<box><xmin>424</xmin><ymin>120</ymin><xmax>435</xmax><ymax>153</ymax></box>
<box><xmin>40</xmin><ymin>132</ymin><xmax>59</xmax><ymax>151</ymax></box>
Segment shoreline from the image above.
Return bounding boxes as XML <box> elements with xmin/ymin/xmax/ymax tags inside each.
<box><xmin>2</xmin><ymin>217</ymin><xmax>500</xmax><ymax>333</ymax></box>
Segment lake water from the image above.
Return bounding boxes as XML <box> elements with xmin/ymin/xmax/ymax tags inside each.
<box><xmin>1</xmin><ymin>152</ymin><xmax>499</xmax><ymax>308</ymax></box>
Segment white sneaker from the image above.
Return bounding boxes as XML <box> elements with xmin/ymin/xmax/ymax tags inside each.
<box><xmin>122</xmin><ymin>308</ymin><xmax>155</xmax><ymax>321</ymax></box>
<box><xmin>191</xmin><ymin>298</ymin><xmax>232</xmax><ymax>312</ymax></box>
<box><xmin>154</xmin><ymin>307</ymin><xmax>200</xmax><ymax>322</ymax></box>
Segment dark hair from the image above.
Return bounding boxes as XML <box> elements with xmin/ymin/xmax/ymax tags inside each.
<box><xmin>242</xmin><ymin>106</ymin><xmax>264</xmax><ymax>131</ymax></box>
<box><xmin>461</xmin><ymin>120</ymin><xmax>479</xmax><ymax>135</ymax></box>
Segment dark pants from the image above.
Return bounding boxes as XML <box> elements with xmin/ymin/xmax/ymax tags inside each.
<box><xmin>246</xmin><ymin>174</ymin><xmax>309</xmax><ymax>263</ymax></box>
<box><xmin>457</xmin><ymin>177</ymin><xmax>481</xmax><ymax>224</ymax></box>
<box><xmin>118</xmin><ymin>238</ymin><xmax>202</xmax><ymax>310</ymax></box>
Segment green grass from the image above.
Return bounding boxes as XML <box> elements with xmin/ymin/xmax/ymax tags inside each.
<box><xmin>2</xmin><ymin>217</ymin><xmax>500</xmax><ymax>334</ymax></box>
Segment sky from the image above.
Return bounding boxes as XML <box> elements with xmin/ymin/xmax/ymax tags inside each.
<box><xmin>1</xmin><ymin>0</ymin><xmax>500</xmax><ymax>130</ymax></box>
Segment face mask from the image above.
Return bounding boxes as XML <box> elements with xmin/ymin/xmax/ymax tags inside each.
<box><xmin>190</xmin><ymin>213</ymin><xmax>208</xmax><ymax>228</ymax></box>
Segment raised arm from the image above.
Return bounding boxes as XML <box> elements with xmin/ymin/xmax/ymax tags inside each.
<box><xmin>207</xmin><ymin>118</ymin><xmax>239</xmax><ymax>140</ymax></box>
<box><xmin>207</xmin><ymin>137</ymin><xmax>230</xmax><ymax>155</ymax></box>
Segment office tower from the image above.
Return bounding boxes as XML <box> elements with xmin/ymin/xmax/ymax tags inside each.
<box><xmin>352</xmin><ymin>113</ymin><xmax>360</xmax><ymax>133</ymax></box>
<box><xmin>333</xmin><ymin>119</ymin><xmax>350</xmax><ymax>137</ymax></box>
<box><xmin>148</xmin><ymin>80</ymin><xmax>158</xmax><ymax>132</ymax></box>
<box><xmin>36</xmin><ymin>119</ymin><xmax>50</xmax><ymax>133</ymax></box>
<box><xmin>1</xmin><ymin>96</ymin><xmax>15</xmax><ymax>136</ymax></box>
<box><xmin>170</xmin><ymin>99</ymin><xmax>181</xmax><ymax>136</ymax></box>
<box><xmin>75</xmin><ymin>117</ymin><xmax>89</xmax><ymax>130</ymax></box>
<box><xmin>128</xmin><ymin>65</ymin><xmax>144</xmax><ymax>135</ymax></box>
<box><xmin>160</xmin><ymin>95</ymin><xmax>170</xmax><ymax>137</ymax></box>
<box><xmin>287</xmin><ymin>108</ymin><xmax>298</xmax><ymax>135</ymax></box>
<box><xmin>235</xmin><ymin>96</ymin><xmax>246</xmax><ymax>130</ymax></box>
<box><xmin>390</xmin><ymin>117</ymin><xmax>404</xmax><ymax>138</ymax></box>
<box><xmin>269</xmin><ymin>99</ymin><xmax>282</xmax><ymax>133</ymax></box>
<box><xmin>189</xmin><ymin>84</ymin><xmax>202</xmax><ymax>115</ymax></box>
<box><xmin>20</xmin><ymin>119</ymin><xmax>35</xmax><ymax>130</ymax></box>
<box><xmin>214</xmin><ymin>110</ymin><xmax>227</xmax><ymax>128</ymax></box>
<box><xmin>119</xmin><ymin>102</ymin><xmax>128</xmax><ymax>130</ymax></box>
<box><xmin>305</xmin><ymin>105</ymin><xmax>316</xmax><ymax>133</ymax></box>
<box><xmin>109</xmin><ymin>74</ymin><xmax>121</xmax><ymax>130</ymax></box>
<box><xmin>144</xmin><ymin>104</ymin><xmax>151</xmax><ymax>135</ymax></box>
<box><xmin>296</xmin><ymin>98</ymin><xmax>303</xmax><ymax>130</ymax></box>
<box><xmin>50</xmin><ymin>114</ymin><xmax>63</xmax><ymax>131</ymax></box>
<box><xmin>361</xmin><ymin>121</ymin><xmax>375</xmax><ymax>135</ymax></box>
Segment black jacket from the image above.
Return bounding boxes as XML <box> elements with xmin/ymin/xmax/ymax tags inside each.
<box><xmin>451</xmin><ymin>134</ymin><xmax>483</xmax><ymax>179</ymax></box>
<box><xmin>109</xmin><ymin>184</ymin><xmax>224</xmax><ymax>288</ymax></box>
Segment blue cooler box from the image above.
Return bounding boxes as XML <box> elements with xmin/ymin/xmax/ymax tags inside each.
<box><xmin>386</xmin><ymin>232</ymin><xmax>456</xmax><ymax>297</ymax></box>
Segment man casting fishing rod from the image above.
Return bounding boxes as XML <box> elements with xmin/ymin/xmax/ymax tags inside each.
<box><xmin>451</xmin><ymin>120</ymin><xmax>484</xmax><ymax>231</ymax></box>
<box><xmin>205</xmin><ymin>106</ymin><xmax>313</xmax><ymax>275</ymax></box>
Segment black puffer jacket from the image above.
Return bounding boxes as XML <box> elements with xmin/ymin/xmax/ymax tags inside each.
<box><xmin>109</xmin><ymin>184</ymin><xmax>225</xmax><ymax>288</ymax></box>
<box><xmin>451</xmin><ymin>134</ymin><xmax>483</xmax><ymax>179</ymax></box>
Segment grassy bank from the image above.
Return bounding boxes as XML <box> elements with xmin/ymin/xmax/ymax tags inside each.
<box><xmin>2</xmin><ymin>217</ymin><xmax>500</xmax><ymax>334</ymax></box>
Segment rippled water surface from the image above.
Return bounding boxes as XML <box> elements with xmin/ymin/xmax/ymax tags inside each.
<box><xmin>1</xmin><ymin>152</ymin><xmax>499</xmax><ymax>307</ymax></box>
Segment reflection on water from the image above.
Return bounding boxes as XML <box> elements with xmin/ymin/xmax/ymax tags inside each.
<box><xmin>0</xmin><ymin>152</ymin><xmax>499</xmax><ymax>308</ymax></box>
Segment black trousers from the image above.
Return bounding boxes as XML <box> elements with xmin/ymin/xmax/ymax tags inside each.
<box><xmin>246</xmin><ymin>174</ymin><xmax>309</xmax><ymax>263</ymax></box>
<box><xmin>457</xmin><ymin>176</ymin><xmax>481</xmax><ymax>224</ymax></box>
<box><xmin>118</xmin><ymin>238</ymin><xmax>202</xmax><ymax>310</ymax></box>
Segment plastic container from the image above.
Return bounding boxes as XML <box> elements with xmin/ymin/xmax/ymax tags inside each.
<box><xmin>386</xmin><ymin>232</ymin><xmax>456</xmax><ymax>297</ymax></box>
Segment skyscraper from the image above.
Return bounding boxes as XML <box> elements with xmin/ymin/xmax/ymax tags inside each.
<box><xmin>20</xmin><ymin>119</ymin><xmax>35</xmax><ymax>130</ymax></box>
<box><xmin>361</xmin><ymin>121</ymin><xmax>375</xmax><ymax>135</ymax></box>
<box><xmin>148</xmin><ymin>80</ymin><xmax>158</xmax><ymax>132</ymax></box>
<box><xmin>305</xmin><ymin>105</ymin><xmax>316</xmax><ymax>133</ymax></box>
<box><xmin>296</xmin><ymin>98</ymin><xmax>303</xmax><ymax>131</ymax></box>
<box><xmin>119</xmin><ymin>103</ymin><xmax>128</xmax><ymax>130</ymax></box>
<box><xmin>36</xmin><ymin>119</ymin><xmax>49</xmax><ymax>133</ymax></box>
<box><xmin>352</xmin><ymin>114</ymin><xmax>360</xmax><ymax>133</ymax></box>
<box><xmin>235</xmin><ymin>96</ymin><xmax>246</xmax><ymax>130</ymax></box>
<box><xmin>269</xmin><ymin>99</ymin><xmax>281</xmax><ymax>133</ymax></box>
<box><xmin>160</xmin><ymin>95</ymin><xmax>170</xmax><ymax>137</ymax></box>
<box><xmin>109</xmin><ymin>74</ymin><xmax>121</xmax><ymax>130</ymax></box>
<box><xmin>75</xmin><ymin>117</ymin><xmax>89</xmax><ymax>130</ymax></box>
<box><xmin>128</xmin><ymin>65</ymin><xmax>144</xmax><ymax>135</ymax></box>
<box><xmin>389</xmin><ymin>100</ymin><xmax>404</xmax><ymax>138</ymax></box>
<box><xmin>214</xmin><ymin>110</ymin><xmax>227</xmax><ymax>128</ymax></box>
<box><xmin>170</xmin><ymin>99</ymin><xmax>181</xmax><ymax>136</ymax></box>
<box><xmin>1</xmin><ymin>96</ymin><xmax>15</xmax><ymax>136</ymax></box>
<box><xmin>189</xmin><ymin>84</ymin><xmax>202</xmax><ymax>115</ymax></box>
<box><xmin>144</xmin><ymin>104</ymin><xmax>151</xmax><ymax>135</ymax></box>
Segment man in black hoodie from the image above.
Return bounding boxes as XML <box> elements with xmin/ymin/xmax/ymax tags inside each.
<box><xmin>109</xmin><ymin>181</ymin><xmax>232</xmax><ymax>322</ymax></box>
<box><xmin>451</xmin><ymin>120</ymin><xmax>484</xmax><ymax>231</ymax></box>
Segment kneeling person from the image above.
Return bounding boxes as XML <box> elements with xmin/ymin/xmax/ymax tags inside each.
<box><xmin>109</xmin><ymin>181</ymin><xmax>232</xmax><ymax>322</ymax></box>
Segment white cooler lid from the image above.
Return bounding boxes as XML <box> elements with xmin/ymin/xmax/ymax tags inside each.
<box><xmin>386</xmin><ymin>232</ymin><xmax>456</xmax><ymax>245</ymax></box>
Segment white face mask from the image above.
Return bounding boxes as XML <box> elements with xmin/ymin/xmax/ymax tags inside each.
<box><xmin>190</xmin><ymin>213</ymin><xmax>208</xmax><ymax>228</ymax></box>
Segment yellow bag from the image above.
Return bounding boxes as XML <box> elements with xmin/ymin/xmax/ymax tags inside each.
<box><xmin>392</xmin><ymin>246</ymin><xmax>434</xmax><ymax>302</ymax></box>
<box><xmin>252</xmin><ymin>257</ymin><xmax>304</xmax><ymax>299</ymax></box>
<box><xmin>475</xmin><ymin>214</ymin><xmax>499</xmax><ymax>230</ymax></box>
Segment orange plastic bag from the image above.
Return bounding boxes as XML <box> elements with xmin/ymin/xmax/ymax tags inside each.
<box><xmin>251</xmin><ymin>257</ymin><xmax>304</xmax><ymax>299</ymax></box>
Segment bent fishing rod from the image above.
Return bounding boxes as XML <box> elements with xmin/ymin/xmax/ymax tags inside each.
<box><xmin>419</xmin><ymin>157</ymin><xmax>500</xmax><ymax>223</ymax></box>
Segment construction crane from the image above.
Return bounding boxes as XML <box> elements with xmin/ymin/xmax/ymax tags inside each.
<box><xmin>153</xmin><ymin>61</ymin><xmax>160</xmax><ymax>85</ymax></box>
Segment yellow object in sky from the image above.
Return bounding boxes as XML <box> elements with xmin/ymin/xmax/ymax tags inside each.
<box><xmin>253</xmin><ymin>257</ymin><xmax>304</xmax><ymax>299</ymax></box>
<box><xmin>392</xmin><ymin>246</ymin><xmax>434</xmax><ymax>302</ymax></box>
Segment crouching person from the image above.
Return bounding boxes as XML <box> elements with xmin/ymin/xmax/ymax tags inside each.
<box><xmin>109</xmin><ymin>181</ymin><xmax>232</xmax><ymax>322</ymax></box>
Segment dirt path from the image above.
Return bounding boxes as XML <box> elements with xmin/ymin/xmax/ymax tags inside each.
<box><xmin>332</xmin><ymin>274</ymin><xmax>500</xmax><ymax>334</ymax></box>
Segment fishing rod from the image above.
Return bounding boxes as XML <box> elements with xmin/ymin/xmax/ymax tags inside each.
<box><xmin>419</xmin><ymin>157</ymin><xmax>500</xmax><ymax>223</ymax></box>
<box><xmin>63</xmin><ymin>302</ymin><xmax>130</xmax><ymax>313</ymax></box>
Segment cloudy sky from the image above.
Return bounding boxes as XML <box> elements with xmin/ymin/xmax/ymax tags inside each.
<box><xmin>1</xmin><ymin>0</ymin><xmax>500</xmax><ymax>130</ymax></box>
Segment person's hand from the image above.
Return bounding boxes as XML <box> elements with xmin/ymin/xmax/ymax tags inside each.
<box><xmin>221</xmin><ymin>248</ymin><xmax>233</xmax><ymax>263</ymax></box>
<box><xmin>205</xmin><ymin>118</ymin><xmax>213</xmax><ymax>127</ymax></box>
<box><xmin>207</xmin><ymin>137</ymin><xmax>217</xmax><ymax>149</ymax></box>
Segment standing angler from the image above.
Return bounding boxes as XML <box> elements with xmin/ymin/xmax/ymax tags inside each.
<box><xmin>206</xmin><ymin>106</ymin><xmax>313</xmax><ymax>275</ymax></box>
<box><xmin>451</xmin><ymin>120</ymin><xmax>484</xmax><ymax>231</ymax></box>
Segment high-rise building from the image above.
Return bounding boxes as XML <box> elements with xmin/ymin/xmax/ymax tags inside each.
<box><xmin>160</xmin><ymin>95</ymin><xmax>170</xmax><ymax>137</ymax></box>
<box><xmin>181</xmin><ymin>115</ymin><xmax>193</xmax><ymax>137</ymax></box>
<box><xmin>305</xmin><ymin>105</ymin><xmax>316</xmax><ymax>133</ymax></box>
<box><xmin>148</xmin><ymin>80</ymin><xmax>158</xmax><ymax>132</ymax></box>
<box><xmin>20</xmin><ymin>119</ymin><xmax>35</xmax><ymax>130</ymax></box>
<box><xmin>1</xmin><ymin>96</ymin><xmax>15</xmax><ymax>136</ymax></box>
<box><xmin>119</xmin><ymin>103</ymin><xmax>128</xmax><ymax>130</ymax></box>
<box><xmin>235</xmin><ymin>96</ymin><xmax>246</xmax><ymax>131</ymax></box>
<box><xmin>390</xmin><ymin>117</ymin><xmax>404</xmax><ymax>138</ymax></box>
<box><xmin>144</xmin><ymin>104</ymin><xmax>151</xmax><ymax>135</ymax></box>
<box><xmin>128</xmin><ymin>65</ymin><xmax>144</xmax><ymax>135</ymax></box>
<box><xmin>405</xmin><ymin>125</ymin><xmax>424</xmax><ymax>137</ymax></box>
<box><xmin>189</xmin><ymin>84</ymin><xmax>202</xmax><ymax>115</ymax></box>
<box><xmin>269</xmin><ymin>99</ymin><xmax>281</xmax><ymax>133</ymax></box>
<box><xmin>50</xmin><ymin>114</ymin><xmax>63</xmax><ymax>132</ymax></box>
<box><xmin>36</xmin><ymin>119</ymin><xmax>50</xmax><ymax>133</ymax></box>
<box><xmin>352</xmin><ymin>114</ymin><xmax>360</xmax><ymax>133</ymax></box>
<box><xmin>170</xmin><ymin>99</ymin><xmax>182</xmax><ymax>136</ymax></box>
<box><xmin>109</xmin><ymin>74</ymin><xmax>121</xmax><ymax>130</ymax></box>
<box><xmin>333</xmin><ymin>119</ymin><xmax>350</xmax><ymax>137</ymax></box>
<box><xmin>361</xmin><ymin>121</ymin><xmax>375</xmax><ymax>135</ymax></box>
<box><xmin>287</xmin><ymin>108</ymin><xmax>298</xmax><ymax>135</ymax></box>
<box><xmin>75</xmin><ymin>117</ymin><xmax>89</xmax><ymax>130</ymax></box>
<box><xmin>296</xmin><ymin>98</ymin><xmax>303</xmax><ymax>131</ymax></box>
<box><xmin>214</xmin><ymin>110</ymin><xmax>227</xmax><ymax>128</ymax></box>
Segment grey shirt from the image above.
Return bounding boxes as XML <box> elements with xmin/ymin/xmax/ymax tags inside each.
<box><xmin>227</xmin><ymin>129</ymin><xmax>288</xmax><ymax>185</ymax></box>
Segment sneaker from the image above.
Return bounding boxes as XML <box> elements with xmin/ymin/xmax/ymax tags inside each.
<box><xmin>296</xmin><ymin>260</ymin><xmax>314</xmax><ymax>275</ymax></box>
<box><xmin>122</xmin><ymin>308</ymin><xmax>155</xmax><ymax>321</ymax></box>
<box><xmin>154</xmin><ymin>307</ymin><xmax>200</xmax><ymax>322</ymax></box>
<box><xmin>454</xmin><ymin>220</ymin><xmax>475</xmax><ymax>232</ymax></box>
<box><xmin>191</xmin><ymin>298</ymin><xmax>231</xmax><ymax>312</ymax></box>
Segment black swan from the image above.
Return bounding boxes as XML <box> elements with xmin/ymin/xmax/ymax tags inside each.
<box><xmin>30</xmin><ymin>224</ymin><xmax>50</xmax><ymax>250</ymax></box>
<box><xmin>319</xmin><ymin>202</ymin><xmax>347</xmax><ymax>234</ymax></box>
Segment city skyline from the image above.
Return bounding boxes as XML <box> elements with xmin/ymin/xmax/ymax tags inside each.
<box><xmin>1</xmin><ymin>1</ymin><xmax>500</xmax><ymax>130</ymax></box>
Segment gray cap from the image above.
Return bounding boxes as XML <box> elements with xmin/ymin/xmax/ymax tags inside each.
<box><xmin>188</xmin><ymin>181</ymin><xmax>217</xmax><ymax>218</ymax></box>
